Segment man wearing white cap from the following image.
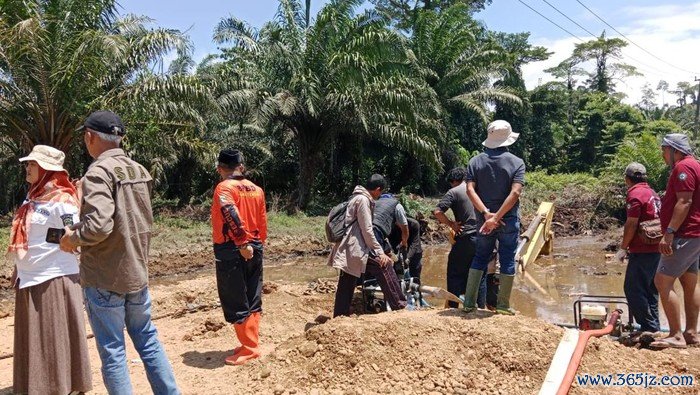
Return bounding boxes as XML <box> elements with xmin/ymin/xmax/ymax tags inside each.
<box><xmin>651</xmin><ymin>133</ymin><xmax>700</xmax><ymax>349</ymax></box>
<box><xmin>463</xmin><ymin>120</ymin><xmax>525</xmax><ymax>315</ymax></box>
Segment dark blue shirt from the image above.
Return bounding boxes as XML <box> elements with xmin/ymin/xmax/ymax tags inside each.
<box><xmin>466</xmin><ymin>148</ymin><xmax>525</xmax><ymax>219</ymax></box>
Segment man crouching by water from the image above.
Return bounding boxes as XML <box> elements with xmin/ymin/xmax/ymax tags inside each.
<box><xmin>330</xmin><ymin>174</ymin><xmax>407</xmax><ymax>317</ymax></box>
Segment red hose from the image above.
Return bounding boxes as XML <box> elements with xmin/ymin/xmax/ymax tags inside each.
<box><xmin>556</xmin><ymin>310</ymin><xmax>622</xmax><ymax>395</ymax></box>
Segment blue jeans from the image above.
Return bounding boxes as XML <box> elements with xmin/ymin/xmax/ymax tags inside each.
<box><xmin>84</xmin><ymin>287</ymin><xmax>179</xmax><ymax>395</ymax></box>
<box><xmin>471</xmin><ymin>216</ymin><xmax>520</xmax><ymax>275</ymax></box>
<box><xmin>624</xmin><ymin>253</ymin><xmax>661</xmax><ymax>332</ymax></box>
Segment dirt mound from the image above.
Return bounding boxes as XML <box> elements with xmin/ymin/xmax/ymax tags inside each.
<box><xmin>237</xmin><ymin>310</ymin><xmax>562</xmax><ymax>394</ymax></box>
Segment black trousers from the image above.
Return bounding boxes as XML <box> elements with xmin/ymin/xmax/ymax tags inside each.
<box><xmin>624</xmin><ymin>252</ymin><xmax>660</xmax><ymax>332</ymax></box>
<box><xmin>446</xmin><ymin>234</ymin><xmax>486</xmax><ymax>308</ymax></box>
<box><xmin>215</xmin><ymin>249</ymin><xmax>263</xmax><ymax>324</ymax></box>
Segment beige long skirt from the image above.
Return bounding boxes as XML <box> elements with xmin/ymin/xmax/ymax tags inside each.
<box><xmin>13</xmin><ymin>274</ymin><xmax>92</xmax><ymax>395</ymax></box>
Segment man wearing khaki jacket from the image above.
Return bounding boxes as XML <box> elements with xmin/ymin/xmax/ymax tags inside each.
<box><xmin>329</xmin><ymin>174</ymin><xmax>407</xmax><ymax>317</ymax></box>
<box><xmin>60</xmin><ymin>111</ymin><xmax>179</xmax><ymax>395</ymax></box>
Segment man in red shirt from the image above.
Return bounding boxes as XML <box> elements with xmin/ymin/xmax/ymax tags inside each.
<box><xmin>615</xmin><ymin>163</ymin><xmax>661</xmax><ymax>333</ymax></box>
<box><xmin>211</xmin><ymin>149</ymin><xmax>267</xmax><ymax>364</ymax></box>
<box><xmin>652</xmin><ymin>134</ymin><xmax>700</xmax><ymax>349</ymax></box>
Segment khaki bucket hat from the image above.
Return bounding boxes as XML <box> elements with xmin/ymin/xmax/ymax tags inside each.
<box><xmin>482</xmin><ymin>120</ymin><xmax>519</xmax><ymax>149</ymax></box>
<box><xmin>19</xmin><ymin>145</ymin><xmax>67</xmax><ymax>172</ymax></box>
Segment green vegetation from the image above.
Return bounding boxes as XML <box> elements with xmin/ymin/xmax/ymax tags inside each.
<box><xmin>0</xmin><ymin>227</ymin><xmax>9</xmax><ymax>257</ymax></box>
<box><xmin>1</xmin><ymin>0</ymin><xmax>695</xmax><ymax>221</ymax></box>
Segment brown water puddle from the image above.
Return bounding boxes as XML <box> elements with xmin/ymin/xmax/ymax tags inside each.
<box><xmin>257</xmin><ymin>236</ymin><xmax>682</xmax><ymax>330</ymax></box>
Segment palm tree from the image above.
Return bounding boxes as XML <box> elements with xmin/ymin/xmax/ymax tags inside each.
<box><xmin>0</xmin><ymin>0</ymin><xmax>208</xmax><ymax>153</ymax></box>
<box><xmin>411</xmin><ymin>5</ymin><xmax>521</xmax><ymax>125</ymax></box>
<box><xmin>409</xmin><ymin>5</ymin><xmax>523</xmax><ymax>157</ymax></box>
<box><xmin>214</xmin><ymin>0</ymin><xmax>441</xmax><ymax>210</ymax></box>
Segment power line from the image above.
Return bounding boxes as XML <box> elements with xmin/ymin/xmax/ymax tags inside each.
<box><xmin>514</xmin><ymin>0</ymin><xmax>670</xmax><ymax>79</ymax></box>
<box><xmin>575</xmin><ymin>0</ymin><xmax>700</xmax><ymax>75</ymax></box>
<box><xmin>514</xmin><ymin>0</ymin><xmax>583</xmax><ymax>41</ymax></box>
<box><xmin>540</xmin><ymin>0</ymin><xmax>596</xmax><ymax>37</ymax></box>
<box><xmin>538</xmin><ymin>0</ymin><xmax>669</xmax><ymax>77</ymax></box>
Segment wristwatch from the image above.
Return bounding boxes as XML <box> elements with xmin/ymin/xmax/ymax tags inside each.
<box><xmin>666</xmin><ymin>227</ymin><xmax>676</xmax><ymax>234</ymax></box>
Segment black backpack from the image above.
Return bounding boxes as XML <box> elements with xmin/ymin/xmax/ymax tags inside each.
<box><xmin>325</xmin><ymin>201</ymin><xmax>354</xmax><ymax>243</ymax></box>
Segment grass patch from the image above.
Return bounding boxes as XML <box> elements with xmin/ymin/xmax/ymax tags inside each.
<box><xmin>267</xmin><ymin>211</ymin><xmax>326</xmax><ymax>240</ymax></box>
<box><xmin>150</xmin><ymin>215</ymin><xmax>211</xmax><ymax>254</ymax></box>
<box><xmin>0</xmin><ymin>226</ymin><xmax>9</xmax><ymax>255</ymax></box>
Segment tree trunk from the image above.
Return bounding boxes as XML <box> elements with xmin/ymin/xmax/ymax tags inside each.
<box><xmin>294</xmin><ymin>133</ymin><xmax>323</xmax><ymax>211</ymax></box>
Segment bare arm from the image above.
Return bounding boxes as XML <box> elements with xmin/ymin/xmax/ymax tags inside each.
<box><xmin>433</xmin><ymin>209</ymin><xmax>460</xmax><ymax>234</ymax></box>
<box><xmin>660</xmin><ymin>191</ymin><xmax>693</xmax><ymax>256</ymax></box>
<box><xmin>620</xmin><ymin>217</ymin><xmax>639</xmax><ymax>250</ymax></box>
<box><xmin>466</xmin><ymin>181</ymin><xmax>487</xmax><ymax>214</ymax></box>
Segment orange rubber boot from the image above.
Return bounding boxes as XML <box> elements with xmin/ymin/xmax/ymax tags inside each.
<box><xmin>225</xmin><ymin>312</ymin><xmax>261</xmax><ymax>366</ymax></box>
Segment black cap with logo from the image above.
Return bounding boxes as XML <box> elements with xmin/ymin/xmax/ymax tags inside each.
<box><xmin>79</xmin><ymin>110</ymin><xmax>126</xmax><ymax>136</ymax></box>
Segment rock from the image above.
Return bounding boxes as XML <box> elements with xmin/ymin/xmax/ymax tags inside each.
<box><xmin>260</xmin><ymin>367</ymin><xmax>272</xmax><ymax>379</ymax></box>
<box><xmin>371</xmin><ymin>363</ymin><xmax>379</xmax><ymax>371</ymax></box>
<box><xmin>300</xmin><ymin>341</ymin><xmax>319</xmax><ymax>358</ymax></box>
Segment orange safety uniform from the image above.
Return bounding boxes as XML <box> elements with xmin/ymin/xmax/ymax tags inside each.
<box><xmin>211</xmin><ymin>176</ymin><xmax>267</xmax><ymax>249</ymax></box>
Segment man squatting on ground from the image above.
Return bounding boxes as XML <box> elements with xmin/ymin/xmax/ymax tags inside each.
<box><xmin>211</xmin><ymin>149</ymin><xmax>268</xmax><ymax>365</ymax></box>
<box><xmin>388</xmin><ymin>216</ymin><xmax>423</xmax><ymax>282</ymax></box>
<box><xmin>615</xmin><ymin>162</ymin><xmax>661</xmax><ymax>333</ymax></box>
<box><xmin>330</xmin><ymin>174</ymin><xmax>407</xmax><ymax>317</ymax></box>
<box><xmin>61</xmin><ymin>111</ymin><xmax>179</xmax><ymax>394</ymax></box>
<box><xmin>433</xmin><ymin>167</ymin><xmax>485</xmax><ymax>308</ymax></box>
<box><xmin>651</xmin><ymin>134</ymin><xmax>700</xmax><ymax>349</ymax></box>
<box><xmin>464</xmin><ymin>120</ymin><xmax>525</xmax><ymax>315</ymax></box>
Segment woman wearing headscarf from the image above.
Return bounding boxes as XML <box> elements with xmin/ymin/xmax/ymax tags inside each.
<box><xmin>8</xmin><ymin>145</ymin><xmax>92</xmax><ymax>394</ymax></box>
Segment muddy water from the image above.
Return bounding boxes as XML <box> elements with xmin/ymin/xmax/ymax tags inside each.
<box><xmin>262</xmin><ymin>236</ymin><xmax>681</xmax><ymax>329</ymax></box>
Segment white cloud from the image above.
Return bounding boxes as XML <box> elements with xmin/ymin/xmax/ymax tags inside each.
<box><xmin>521</xmin><ymin>2</ymin><xmax>700</xmax><ymax>107</ymax></box>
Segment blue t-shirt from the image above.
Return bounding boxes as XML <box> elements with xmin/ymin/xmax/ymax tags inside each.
<box><xmin>466</xmin><ymin>148</ymin><xmax>525</xmax><ymax>219</ymax></box>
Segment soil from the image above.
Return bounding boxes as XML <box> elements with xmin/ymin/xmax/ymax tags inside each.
<box><xmin>1</xmin><ymin>273</ymin><xmax>697</xmax><ymax>394</ymax></box>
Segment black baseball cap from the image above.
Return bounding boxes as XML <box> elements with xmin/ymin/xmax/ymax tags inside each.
<box><xmin>78</xmin><ymin>110</ymin><xmax>126</xmax><ymax>136</ymax></box>
<box><xmin>218</xmin><ymin>148</ymin><xmax>244</xmax><ymax>167</ymax></box>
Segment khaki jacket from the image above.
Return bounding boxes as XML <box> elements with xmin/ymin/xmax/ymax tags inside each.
<box><xmin>327</xmin><ymin>186</ymin><xmax>384</xmax><ymax>277</ymax></box>
<box><xmin>69</xmin><ymin>148</ymin><xmax>153</xmax><ymax>294</ymax></box>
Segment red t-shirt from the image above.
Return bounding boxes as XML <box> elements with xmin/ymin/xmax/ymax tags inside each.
<box><xmin>626</xmin><ymin>182</ymin><xmax>661</xmax><ymax>253</ymax></box>
<box><xmin>660</xmin><ymin>156</ymin><xmax>700</xmax><ymax>238</ymax></box>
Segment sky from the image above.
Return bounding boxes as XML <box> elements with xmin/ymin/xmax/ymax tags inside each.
<box><xmin>118</xmin><ymin>0</ymin><xmax>700</xmax><ymax>105</ymax></box>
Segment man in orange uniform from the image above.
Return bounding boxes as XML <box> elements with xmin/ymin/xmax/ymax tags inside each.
<box><xmin>211</xmin><ymin>148</ymin><xmax>267</xmax><ymax>365</ymax></box>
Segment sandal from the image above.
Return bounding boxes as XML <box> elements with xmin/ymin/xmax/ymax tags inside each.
<box><xmin>649</xmin><ymin>337</ymin><xmax>687</xmax><ymax>349</ymax></box>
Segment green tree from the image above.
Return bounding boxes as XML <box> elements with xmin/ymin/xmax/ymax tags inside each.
<box><xmin>410</xmin><ymin>4</ymin><xmax>522</xmax><ymax>153</ymax></box>
<box><xmin>0</xmin><ymin>0</ymin><xmax>207</xmax><ymax>153</ymax></box>
<box><xmin>214</xmin><ymin>0</ymin><xmax>441</xmax><ymax>210</ymax></box>
<box><xmin>545</xmin><ymin>57</ymin><xmax>585</xmax><ymax>124</ymax></box>
<box><xmin>369</xmin><ymin>0</ymin><xmax>492</xmax><ymax>31</ymax></box>
<box><xmin>571</xmin><ymin>31</ymin><xmax>639</xmax><ymax>94</ymax></box>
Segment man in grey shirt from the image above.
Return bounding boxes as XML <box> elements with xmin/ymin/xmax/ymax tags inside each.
<box><xmin>433</xmin><ymin>167</ymin><xmax>484</xmax><ymax>308</ymax></box>
<box><xmin>464</xmin><ymin>120</ymin><xmax>525</xmax><ymax>315</ymax></box>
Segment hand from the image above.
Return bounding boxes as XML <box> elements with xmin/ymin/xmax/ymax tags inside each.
<box><xmin>615</xmin><ymin>248</ymin><xmax>627</xmax><ymax>262</ymax></box>
<box><xmin>659</xmin><ymin>233</ymin><xmax>674</xmax><ymax>256</ymax></box>
<box><xmin>377</xmin><ymin>254</ymin><xmax>392</xmax><ymax>267</ymax></box>
<box><xmin>450</xmin><ymin>221</ymin><xmax>462</xmax><ymax>235</ymax></box>
<box><xmin>239</xmin><ymin>245</ymin><xmax>254</xmax><ymax>260</ymax></box>
<box><xmin>59</xmin><ymin>226</ymin><xmax>79</xmax><ymax>253</ymax></box>
<box><xmin>479</xmin><ymin>217</ymin><xmax>501</xmax><ymax>235</ymax></box>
